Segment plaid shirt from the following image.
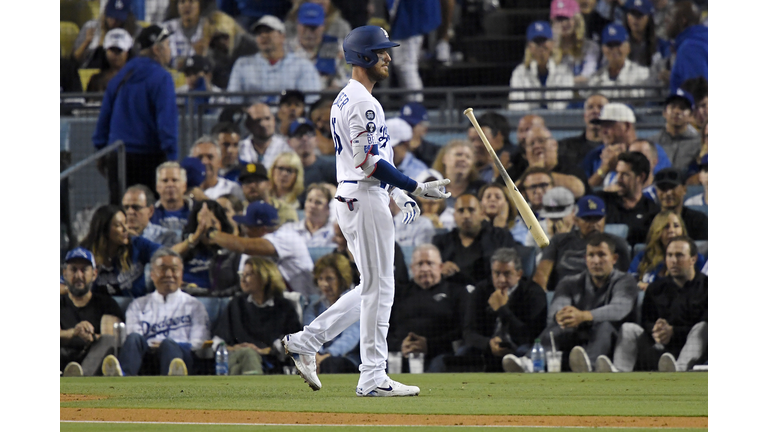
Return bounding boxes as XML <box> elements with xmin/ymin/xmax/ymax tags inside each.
<box><xmin>227</xmin><ymin>51</ymin><xmax>322</xmax><ymax>105</ymax></box>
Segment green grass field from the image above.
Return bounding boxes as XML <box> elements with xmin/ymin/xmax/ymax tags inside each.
<box><xmin>61</xmin><ymin>372</ymin><xmax>707</xmax><ymax>431</ymax></box>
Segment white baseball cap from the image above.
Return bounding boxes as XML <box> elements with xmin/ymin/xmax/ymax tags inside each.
<box><xmin>104</xmin><ymin>28</ymin><xmax>133</xmax><ymax>52</ymax></box>
<box><xmin>590</xmin><ymin>102</ymin><xmax>636</xmax><ymax>124</ymax></box>
<box><xmin>385</xmin><ymin>117</ymin><xmax>413</xmax><ymax>147</ymax></box>
<box><xmin>251</xmin><ymin>15</ymin><xmax>286</xmax><ymax>34</ymax></box>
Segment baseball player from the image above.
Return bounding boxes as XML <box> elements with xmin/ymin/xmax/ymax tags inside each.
<box><xmin>282</xmin><ymin>25</ymin><xmax>450</xmax><ymax>397</ymax></box>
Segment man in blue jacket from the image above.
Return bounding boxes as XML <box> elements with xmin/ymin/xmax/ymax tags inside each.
<box><xmin>666</xmin><ymin>1</ymin><xmax>707</xmax><ymax>93</ymax></box>
<box><xmin>93</xmin><ymin>25</ymin><xmax>178</xmax><ymax>204</ymax></box>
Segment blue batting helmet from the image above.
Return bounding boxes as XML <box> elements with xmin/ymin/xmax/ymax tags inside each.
<box><xmin>343</xmin><ymin>26</ymin><xmax>399</xmax><ymax>68</ymax></box>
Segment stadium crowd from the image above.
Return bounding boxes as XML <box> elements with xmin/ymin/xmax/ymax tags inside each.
<box><xmin>60</xmin><ymin>0</ymin><xmax>708</xmax><ymax>377</ymax></box>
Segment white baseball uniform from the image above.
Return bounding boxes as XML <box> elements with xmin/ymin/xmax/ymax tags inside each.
<box><xmin>285</xmin><ymin>79</ymin><xmax>398</xmax><ymax>393</ymax></box>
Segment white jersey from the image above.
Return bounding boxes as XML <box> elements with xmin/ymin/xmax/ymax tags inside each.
<box><xmin>330</xmin><ymin>79</ymin><xmax>393</xmax><ymax>182</ymax></box>
<box><xmin>124</xmin><ymin>290</ymin><xmax>210</xmax><ymax>351</ymax></box>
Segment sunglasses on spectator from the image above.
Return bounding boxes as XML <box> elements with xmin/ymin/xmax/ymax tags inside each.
<box><xmin>524</xmin><ymin>183</ymin><xmax>552</xmax><ymax>191</ymax></box>
<box><xmin>275</xmin><ymin>166</ymin><xmax>298</xmax><ymax>174</ymax></box>
<box><xmin>107</xmin><ymin>47</ymin><xmax>125</xmax><ymax>54</ymax></box>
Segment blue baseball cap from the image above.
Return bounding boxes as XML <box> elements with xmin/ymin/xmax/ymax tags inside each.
<box><xmin>288</xmin><ymin>117</ymin><xmax>316</xmax><ymax>137</ymax></box>
<box><xmin>105</xmin><ymin>0</ymin><xmax>131</xmax><ymax>22</ymax></box>
<box><xmin>234</xmin><ymin>201</ymin><xmax>279</xmax><ymax>228</ymax></box>
<box><xmin>526</xmin><ymin>21</ymin><xmax>553</xmax><ymax>41</ymax></box>
<box><xmin>602</xmin><ymin>24</ymin><xmax>628</xmax><ymax>45</ymax></box>
<box><xmin>65</xmin><ymin>247</ymin><xmax>97</xmax><ymax>268</ymax></box>
<box><xmin>625</xmin><ymin>0</ymin><xmax>654</xmax><ymax>15</ymax></box>
<box><xmin>399</xmin><ymin>102</ymin><xmax>428</xmax><ymax>126</ymax></box>
<box><xmin>180</xmin><ymin>156</ymin><xmax>207</xmax><ymax>189</ymax></box>
<box><xmin>665</xmin><ymin>88</ymin><xmax>695</xmax><ymax>110</ymax></box>
<box><xmin>297</xmin><ymin>3</ymin><xmax>325</xmax><ymax>26</ymax></box>
<box><xmin>575</xmin><ymin>195</ymin><xmax>606</xmax><ymax>218</ymax></box>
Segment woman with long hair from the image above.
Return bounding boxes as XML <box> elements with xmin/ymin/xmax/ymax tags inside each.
<box><xmin>629</xmin><ymin>210</ymin><xmax>705</xmax><ymax>290</ymax></box>
<box><xmin>550</xmin><ymin>0</ymin><xmax>600</xmax><ymax>85</ymax></box>
<box><xmin>268</xmin><ymin>152</ymin><xmax>305</xmax><ymax>210</ymax></box>
<box><xmin>478</xmin><ymin>183</ymin><xmax>517</xmax><ymax>230</ymax></box>
<box><xmin>212</xmin><ymin>256</ymin><xmax>302</xmax><ymax>375</ymax></box>
<box><xmin>80</xmin><ymin>204</ymin><xmax>162</xmax><ymax>298</ymax></box>
<box><xmin>72</xmin><ymin>0</ymin><xmax>139</xmax><ymax>68</ymax></box>
<box><xmin>303</xmin><ymin>253</ymin><xmax>360</xmax><ymax>374</ymax></box>
<box><xmin>432</xmin><ymin>140</ymin><xmax>484</xmax><ymax>210</ymax></box>
<box><xmin>177</xmin><ymin>200</ymin><xmax>241</xmax><ymax>296</ymax></box>
<box><xmin>623</xmin><ymin>0</ymin><xmax>668</xmax><ymax>68</ymax></box>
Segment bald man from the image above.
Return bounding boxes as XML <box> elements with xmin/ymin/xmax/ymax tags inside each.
<box><xmin>238</xmin><ymin>102</ymin><xmax>293</xmax><ymax>171</ymax></box>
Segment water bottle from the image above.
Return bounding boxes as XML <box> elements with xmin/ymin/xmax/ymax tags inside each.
<box><xmin>531</xmin><ymin>339</ymin><xmax>545</xmax><ymax>373</ymax></box>
<box><xmin>215</xmin><ymin>343</ymin><xmax>229</xmax><ymax>376</ymax></box>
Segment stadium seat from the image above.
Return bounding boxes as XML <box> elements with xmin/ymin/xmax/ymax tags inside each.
<box><xmin>282</xmin><ymin>291</ymin><xmax>307</xmax><ymax>324</ymax></box>
<box><xmin>604</xmin><ymin>224</ymin><xmax>629</xmax><ymax>239</ymax></box>
<box><xmin>60</xmin><ymin>21</ymin><xmax>80</xmax><ymax>58</ymax></box>
<box><xmin>114</xmin><ymin>296</ymin><xmax>132</xmax><ymax>313</ymax></box>
<box><xmin>78</xmin><ymin>69</ymin><xmax>100</xmax><ymax>92</ymax></box>
<box><xmin>686</xmin><ymin>204</ymin><xmax>708</xmax><ymax>216</ymax></box>
<box><xmin>198</xmin><ymin>297</ymin><xmax>221</xmax><ymax>328</ymax></box>
<box><xmin>634</xmin><ymin>243</ymin><xmax>646</xmax><ymax>256</ymax></box>
<box><xmin>684</xmin><ymin>185</ymin><xmax>704</xmax><ymax>203</ymax></box>
<box><xmin>695</xmin><ymin>241</ymin><xmax>707</xmax><ymax>257</ymax></box>
<box><xmin>308</xmin><ymin>246</ymin><xmax>335</xmax><ymax>263</ymax></box>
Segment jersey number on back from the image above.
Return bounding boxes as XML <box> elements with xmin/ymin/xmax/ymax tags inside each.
<box><xmin>331</xmin><ymin>117</ymin><xmax>343</xmax><ymax>155</ymax></box>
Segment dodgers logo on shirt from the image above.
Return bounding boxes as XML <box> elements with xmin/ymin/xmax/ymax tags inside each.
<box><xmin>365</xmin><ymin>110</ymin><xmax>375</xmax><ymax>120</ymax></box>
<box><xmin>366</xmin><ymin>122</ymin><xmax>376</xmax><ymax>133</ymax></box>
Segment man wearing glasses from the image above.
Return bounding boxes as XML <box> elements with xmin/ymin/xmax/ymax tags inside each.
<box><xmin>122</xmin><ymin>185</ymin><xmax>180</xmax><ymax>247</ymax></box>
<box><xmin>93</xmin><ymin>24</ymin><xmax>178</xmax><ymax>205</ymax></box>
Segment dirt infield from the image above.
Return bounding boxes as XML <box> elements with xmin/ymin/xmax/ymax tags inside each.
<box><xmin>61</xmin><ymin>395</ymin><xmax>707</xmax><ymax>428</ymax></box>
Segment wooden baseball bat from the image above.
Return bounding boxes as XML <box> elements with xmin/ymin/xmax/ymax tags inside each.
<box><xmin>464</xmin><ymin>108</ymin><xmax>550</xmax><ymax>248</ymax></box>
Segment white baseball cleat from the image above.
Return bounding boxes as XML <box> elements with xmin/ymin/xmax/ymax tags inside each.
<box><xmin>101</xmin><ymin>354</ymin><xmax>123</xmax><ymax>377</ymax></box>
<box><xmin>356</xmin><ymin>379</ymin><xmax>420</xmax><ymax>397</ymax></box>
<box><xmin>168</xmin><ymin>358</ymin><xmax>188</xmax><ymax>376</ymax></box>
<box><xmin>569</xmin><ymin>346</ymin><xmax>592</xmax><ymax>372</ymax></box>
<box><xmin>595</xmin><ymin>355</ymin><xmax>618</xmax><ymax>373</ymax></box>
<box><xmin>658</xmin><ymin>353</ymin><xmax>678</xmax><ymax>372</ymax></box>
<box><xmin>502</xmin><ymin>354</ymin><xmax>532</xmax><ymax>373</ymax></box>
<box><xmin>63</xmin><ymin>362</ymin><xmax>83</xmax><ymax>377</ymax></box>
<box><xmin>282</xmin><ymin>335</ymin><xmax>321</xmax><ymax>391</ymax></box>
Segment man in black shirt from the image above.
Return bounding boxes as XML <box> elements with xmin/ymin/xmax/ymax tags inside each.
<box><xmin>388</xmin><ymin>244</ymin><xmax>469</xmax><ymax>373</ymax></box>
<box><xmin>462</xmin><ymin>248</ymin><xmax>547</xmax><ymax>372</ymax></box>
<box><xmin>60</xmin><ymin>247</ymin><xmax>125</xmax><ymax>376</ymax></box>
<box><xmin>558</xmin><ymin>94</ymin><xmax>608</xmax><ymax>170</ymax></box>
<box><xmin>598</xmin><ymin>152</ymin><xmax>660</xmax><ymax>245</ymax></box>
<box><xmin>432</xmin><ymin>194</ymin><xmax>519</xmax><ymax>284</ymax></box>
<box><xmin>654</xmin><ymin>168</ymin><xmax>708</xmax><ymax>240</ymax></box>
<box><xmin>599</xmin><ymin>237</ymin><xmax>707</xmax><ymax>372</ymax></box>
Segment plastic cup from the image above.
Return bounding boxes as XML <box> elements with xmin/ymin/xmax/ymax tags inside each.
<box><xmin>388</xmin><ymin>352</ymin><xmax>403</xmax><ymax>374</ymax></box>
<box><xmin>546</xmin><ymin>351</ymin><xmax>562</xmax><ymax>373</ymax></box>
<box><xmin>408</xmin><ymin>352</ymin><xmax>425</xmax><ymax>374</ymax></box>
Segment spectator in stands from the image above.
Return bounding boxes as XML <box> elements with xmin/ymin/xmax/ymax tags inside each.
<box><xmin>175</xmin><ymin>200</ymin><xmax>241</xmax><ymax>296</ymax></box>
<box><xmin>515</xmin><ymin>115</ymin><xmax>546</xmax><ymax>148</ymax></box>
<box><xmin>387</xmin><ymin>0</ymin><xmax>441</xmax><ymax>101</ymax></box>
<box><xmin>463</xmin><ymin>248</ymin><xmax>547</xmax><ymax>371</ymax></box>
<box><xmin>304</xmin><ymin>253</ymin><xmax>360</xmax><ymax>374</ymax></box>
<box><xmin>101</xmin><ymin>249</ymin><xmax>210</xmax><ymax>377</ymax></box>
<box><xmin>212</xmin><ymin>255</ymin><xmax>302</xmax><ymax>374</ymax></box>
<box><xmin>205</xmin><ymin>10</ymin><xmax>260</xmax><ymax>90</ymax></box>
<box><xmin>508</xmin><ymin>21</ymin><xmax>575</xmax><ymax>111</ymax></box>
<box><xmin>60</xmin><ymin>248</ymin><xmax>124</xmax><ymax>376</ymax></box>
<box><xmin>533</xmin><ymin>195</ymin><xmax>631</xmax><ymax>291</ymax></box>
<box><xmin>666</xmin><ymin>1</ymin><xmax>707</xmax><ymax>92</ymax></box>
<box><xmin>389</xmin><ymin>118</ymin><xmax>428</xmax><ymax>180</ymax></box>
<box><xmin>627</xmin><ymin>139</ymin><xmax>662</xmax><ymax>201</ymax></box>
<box><xmin>176</xmin><ymin>55</ymin><xmax>228</xmax><ymax>115</ymax></box>
<box><xmin>179</xmin><ymin>156</ymin><xmax>211</xmax><ymax>202</ymax></box>
<box><xmin>521</xmin><ymin>127</ymin><xmax>587</xmax><ymax>197</ymax></box>
<box><xmin>587</xmin><ymin>24</ymin><xmax>650</xmax><ymax>100</ymax></box>
<box><xmin>267</xmin><ymin>152</ymin><xmax>305</xmax><ymax>211</ymax></box>
<box><xmin>506</xmin><ymin>232</ymin><xmax>637</xmax><ymax>373</ymax></box>
<box><xmin>388</xmin><ymin>244</ymin><xmax>468</xmax><ymax>372</ymax></box>
<box><xmin>652</xmin><ymin>89</ymin><xmax>701</xmax><ymax>171</ymax></box>
<box><xmin>600</xmin><ymin>236</ymin><xmax>707</xmax><ymax>372</ymax></box>
<box><xmin>583</xmin><ymin>103</ymin><xmax>636</xmax><ymax>188</ymax></box>
<box><xmin>163</xmin><ymin>0</ymin><xmax>213</xmax><ymax>70</ymax></box>
<box><xmin>283</xmin><ymin>184</ymin><xmax>335</xmax><ymax>248</ymax></box>
<box><xmin>511</xmin><ymin>167</ymin><xmax>554</xmax><ymax>245</ymax></box>
<box><xmin>190</xmin><ymin>136</ymin><xmax>244</xmax><ymax>201</ymax></box>
<box><xmin>93</xmin><ymin>24</ymin><xmax>178</xmax><ymax>205</ymax></box>
<box><xmin>624</xmin><ymin>0</ymin><xmax>669</xmax><ymax>69</ymax></box>
<box><xmin>414</xmin><ymin>170</ymin><xmax>454</xmax><ymax>230</ymax></box>
<box><xmin>72</xmin><ymin>0</ymin><xmax>140</xmax><ymax>68</ymax></box>
<box><xmin>652</xmin><ymin>0</ymin><xmax>673</xmax><ymax>39</ymax></box>
<box><xmin>227</xmin><ymin>16</ymin><xmax>321</xmax><ymax>105</ymax></box>
<box><xmin>433</xmin><ymin>194</ymin><xmax>519</xmax><ymax>285</ymax></box>
<box><xmin>432</xmin><ymin>140</ymin><xmax>485</xmax><ymax>210</ymax></box>
<box><xmin>287</xmin><ymin>3</ymin><xmax>349</xmax><ymax>89</ymax></box>
<box><xmin>400</xmin><ymin>102</ymin><xmax>440</xmax><ymax>168</ymax></box>
<box><xmin>212</xmin><ymin>122</ymin><xmax>242</xmax><ymax>182</ymax></box>
<box><xmin>122</xmin><ymin>185</ymin><xmax>180</xmax><ymax>247</ymax></box>
<box><xmin>597</xmin><ymin>151</ymin><xmax>660</xmax><ymax>245</ymax></box>
<box><xmin>467</xmin><ymin>112</ymin><xmax>516</xmax><ymax>182</ymax></box>
<box><xmin>81</xmin><ymin>205</ymin><xmax>163</xmax><ymax>298</ymax></box>
<box><xmin>550</xmin><ymin>0</ymin><xmax>601</xmax><ymax>85</ymax></box>
<box><xmin>209</xmin><ymin>201</ymin><xmax>316</xmax><ymax>297</ymax></box>
<box><xmin>216</xmin><ymin>193</ymin><xmax>244</xmax><ymax>237</ymax></box>
<box><xmin>276</xmin><ymin>91</ymin><xmax>307</xmax><ymax>138</ymax></box>
<box><xmin>479</xmin><ymin>183</ymin><xmax>516</xmax><ymax>231</ymax></box>
<box><xmin>151</xmin><ymin>162</ymin><xmax>194</xmax><ymax>236</ymax></box>
<box><xmin>559</xmin><ymin>95</ymin><xmax>608</xmax><ymax>171</ymax></box>
<box><xmin>681</xmin><ymin>77</ymin><xmax>707</xmax><ymax>131</ymax></box>
<box><xmin>239</xmin><ymin>162</ymin><xmax>299</xmax><ymax>225</ymax></box>
<box><xmin>217</xmin><ymin>0</ymin><xmax>293</xmax><ymax>31</ymax></box>
<box><xmin>390</xmin><ymin>194</ymin><xmax>436</xmax><ymax>248</ymax></box>
<box><xmin>628</xmin><ymin>210</ymin><xmax>705</xmax><ymax>290</ymax></box>
<box><xmin>286</xmin><ymin>118</ymin><xmax>336</xmax><ymax>206</ymax></box>
<box><xmin>86</xmin><ymin>29</ymin><xmax>134</xmax><ymax>93</ymax></box>
<box><xmin>539</xmin><ymin>187</ymin><xmax>577</xmax><ymax>241</ymax></box>
<box><xmin>309</xmin><ymin>97</ymin><xmax>336</xmax><ymax>155</ymax></box>
<box><xmin>238</xmin><ymin>102</ymin><xmax>293</xmax><ymax>171</ymax></box>
<box><xmin>285</xmin><ymin>0</ymin><xmax>352</xmax><ymax>41</ymax></box>
<box><xmin>578</xmin><ymin>0</ymin><xmax>612</xmax><ymax>42</ymax></box>
<box><xmin>684</xmin><ymin>154</ymin><xmax>707</xmax><ymax>209</ymax></box>
<box><xmin>654</xmin><ymin>168</ymin><xmax>707</xmax><ymax>240</ymax></box>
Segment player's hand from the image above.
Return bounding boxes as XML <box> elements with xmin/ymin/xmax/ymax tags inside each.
<box><xmin>413</xmin><ymin>179</ymin><xmax>451</xmax><ymax>200</ymax></box>
<box><xmin>393</xmin><ymin>192</ymin><xmax>420</xmax><ymax>224</ymax></box>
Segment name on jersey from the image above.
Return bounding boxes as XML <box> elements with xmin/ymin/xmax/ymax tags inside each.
<box><xmin>141</xmin><ymin>315</ymin><xmax>193</xmax><ymax>339</ymax></box>
<box><xmin>334</xmin><ymin>92</ymin><xmax>349</xmax><ymax>110</ymax></box>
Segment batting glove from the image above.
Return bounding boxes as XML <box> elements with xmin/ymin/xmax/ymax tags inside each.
<box><xmin>392</xmin><ymin>189</ymin><xmax>421</xmax><ymax>224</ymax></box>
<box><xmin>412</xmin><ymin>179</ymin><xmax>451</xmax><ymax>200</ymax></box>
